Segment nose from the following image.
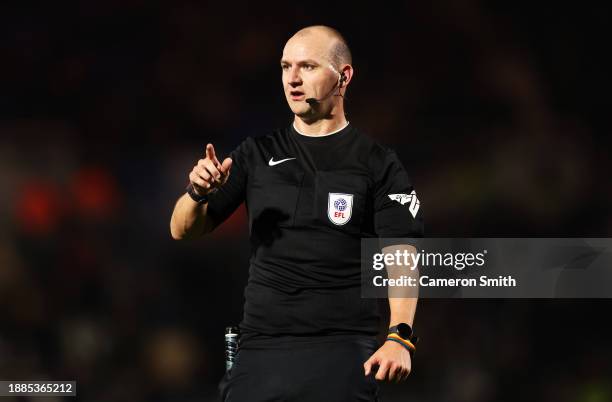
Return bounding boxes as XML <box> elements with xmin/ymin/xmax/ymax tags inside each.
<box><xmin>288</xmin><ymin>67</ymin><xmax>302</xmax><ymax>87</ymax></box>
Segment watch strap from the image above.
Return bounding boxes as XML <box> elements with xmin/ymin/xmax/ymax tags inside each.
<box><xmin>186</xmin><ymin>183</ymin><xmax>209</xmax><ymax>204</ymax></box>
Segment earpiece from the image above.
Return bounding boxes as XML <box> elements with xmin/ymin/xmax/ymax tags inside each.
<box><xmin>306</xmin><ymin>68</ymin><xmax>347</xmax><ymax>104</ymax></box>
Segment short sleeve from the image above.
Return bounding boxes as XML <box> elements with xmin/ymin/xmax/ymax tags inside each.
<box><xmin>206</xmin><ymin>138</ymin><xmax>251</xmax><ymax>230</ymax></box>
<box><xmin>373</xmin><ymin>150</ymin><xmax>424</xmax><ymax>238</ymax></box>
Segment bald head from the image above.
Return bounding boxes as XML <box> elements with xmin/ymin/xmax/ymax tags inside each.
<box><xmin>281</xmin><ymin>25</ymin><xmax>354</xmax><ymax>121</ymax></box>
<box><xmin>290</xmin><ymin>25</ymin><xmax>352</xmax><ymax>68</ymax></box>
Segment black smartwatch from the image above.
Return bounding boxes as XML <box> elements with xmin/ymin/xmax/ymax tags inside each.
<box><xmin>186</xmin><ymin>183</ymin><xmax>209</xmax><ymax>204</ymax></box>
<box><xmin>388</xmin><ymin>323</ymin><xmax>418</xmax><ymax>344</ymax></box>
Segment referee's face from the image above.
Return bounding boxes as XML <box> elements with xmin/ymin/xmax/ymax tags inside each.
<box><xmin>281</xmin><ymin>35</ymin><xmax>340</xmax><ymax>119</ymax></box>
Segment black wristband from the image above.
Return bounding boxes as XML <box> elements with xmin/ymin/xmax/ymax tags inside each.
<box><xmin>186</xmin><ymin>183</ymin><xmax>209</xmax><ymax>204</ymax></box>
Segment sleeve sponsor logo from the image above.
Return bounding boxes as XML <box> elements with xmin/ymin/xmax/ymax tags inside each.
<box><xmin>388</xmin><ymin>190</ymin><xmax>420</xmax><ymax>218</ymax></box>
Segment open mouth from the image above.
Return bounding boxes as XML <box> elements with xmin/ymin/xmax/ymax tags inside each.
<box><xmin>290</xmin><ymin>91</ymin><xmax>304</xmax><ymax>100</ymax></box>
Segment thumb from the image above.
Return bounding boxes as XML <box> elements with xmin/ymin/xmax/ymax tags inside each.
<box><xmin>364</xmin><ymin>355</ymin><xmax>377</xmax><ymax>376</ymax></box>
<box><xmin>221</xmin><ymin>157</ymin><xmax>233</xmax><ymax>173</ymax></box>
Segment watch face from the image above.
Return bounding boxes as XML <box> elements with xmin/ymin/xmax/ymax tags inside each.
<box><xmin>397</xmin><ymin>323</ymin><xmax>413</xmax><ymax>339</ymax></box>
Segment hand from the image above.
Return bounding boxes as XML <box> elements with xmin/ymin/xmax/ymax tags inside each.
<box><xmin>189</xmin><ymin>144</ymin><xmax>233</xmax><ymax>196</ymax></box>
<box><xmin>363</xmin><ymin>340</ymin><xmax>412</xmax><ymax>383</ymax></box>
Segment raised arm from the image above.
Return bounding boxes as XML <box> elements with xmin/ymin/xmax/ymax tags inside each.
<box><xmin>170</xmin><ymin>144</ymin><xmax>232</xmax><ymax>240</ymax></box>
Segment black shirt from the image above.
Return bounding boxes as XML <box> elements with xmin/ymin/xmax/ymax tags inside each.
<box><xmin>207</xmin><ymin>123</ymin><xmax>424</xmax><ymax>343</ymax></box>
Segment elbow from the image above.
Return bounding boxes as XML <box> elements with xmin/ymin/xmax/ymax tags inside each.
<box><xmin>169</xmin><ymin>224</ymin><xmax>211</xmax><ymax>241</ymax></box>
<box><xmin>169</xmin><ymin>213</ymin><xmax>214</xmax><ymax>240</ymax></box>
<box><xmin>170</xmin><ymin>225</ymin><xmax>185</xmax><ymax>240</ymax></box>
<box><xmin>169</xmin><ymin>217</ymin><xmax>187</xmax><ymax>240</ymax></box>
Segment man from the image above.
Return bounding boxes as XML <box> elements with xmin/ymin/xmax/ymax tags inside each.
<box><xmin>170</xmin><ymin>25</ymin><xmax>423</xmax><ymax>402</ymax></box>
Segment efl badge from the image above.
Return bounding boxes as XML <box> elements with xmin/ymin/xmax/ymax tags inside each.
<box><xmin>328</xmin><ymin>193</ymin><xmax>353</xmax><ymax>225</ymax></box>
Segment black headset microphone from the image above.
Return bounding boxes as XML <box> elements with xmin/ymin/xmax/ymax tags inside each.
<box><xmin>305</xmin><ymin>72</ymin><xmax>347</xmax><ymax>105</ymax></box>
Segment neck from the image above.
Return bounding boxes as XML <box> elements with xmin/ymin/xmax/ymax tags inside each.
<box><xmin>293</xmin><ymin>107</ymin><xmax>348</xmax><ymax>136</ymax></box>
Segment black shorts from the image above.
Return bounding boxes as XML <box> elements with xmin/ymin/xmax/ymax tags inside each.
<box><xmin>219</xmin><ymin>335</ymin><xmax>381</xmax><ymax>402</ymax></box>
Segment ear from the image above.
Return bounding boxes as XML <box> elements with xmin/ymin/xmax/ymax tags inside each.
<box><xmin>338</xmin><ymin>65</ymin><xmax>353</xmax><ymax>89</ymax></box>
<box><xmin>339</xmin><ymin>73</ymin><xmax>347</xmax><ymax>86</ymax></box>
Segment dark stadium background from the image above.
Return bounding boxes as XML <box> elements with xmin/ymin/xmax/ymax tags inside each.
<box><xmin>1</xmin><ymin>2</ymin><xmax>610</xmax><ymax>401</ymax></box>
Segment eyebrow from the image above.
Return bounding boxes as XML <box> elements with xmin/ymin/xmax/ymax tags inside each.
<box><xmin>280</xmin><ymin>59</ymin><xmax>320</xmax><ymax>66</ymax></box>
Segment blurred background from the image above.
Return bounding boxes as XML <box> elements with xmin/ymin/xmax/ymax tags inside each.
<box><xmin>1</xmin><ymin>1</ymin><xmax>610</xmax><ymax>401</ymax></box>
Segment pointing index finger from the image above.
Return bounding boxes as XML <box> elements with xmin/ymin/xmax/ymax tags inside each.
<box><xmin>206</xmin><ymin>144</ymin><xmax>221</xmax><ymax>167</ymax></box>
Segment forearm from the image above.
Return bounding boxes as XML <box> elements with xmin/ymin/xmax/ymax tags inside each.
<box><xmin>382</xmin><ymin>244</ymin><xmax>419</xmax><ymax>327</ymax></box>
<box><xmin>389</xmin><ymin>297</ymin><xmax>417</xmax><ymax>327</ymax></box>
<box><xmin>170</xmin><ymin>193</ymin><xmax>214</xmax><ymax>240</ymax></box>
<box><xmin>365</xmin><ymin>244</ymin><xmax>419</xmax><ymax>382</ymax></box>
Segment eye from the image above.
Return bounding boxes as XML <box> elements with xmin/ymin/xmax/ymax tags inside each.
<box><xmin>303</xmin><ymin>64</ymin><xmax>315</xmax><ymax>71</ymax></box>
<box><xmin>281</xmin><ymin>64</ymin><xmax>290</xmax><ymax>71</ymax></box>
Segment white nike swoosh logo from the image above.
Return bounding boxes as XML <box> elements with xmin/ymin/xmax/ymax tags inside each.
<box><xmin>268</xmin><ymin>157</ymin><xmax>296</xmax><ymax>166</ymax></box>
